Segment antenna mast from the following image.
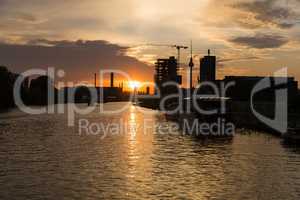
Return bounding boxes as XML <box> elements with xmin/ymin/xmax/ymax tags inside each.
<box><xmin>188</xmin><ymin>40</ymin><xmax>194</xmax><ymax>90</ymax></box>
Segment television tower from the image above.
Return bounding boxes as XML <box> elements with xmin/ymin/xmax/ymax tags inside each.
<box><xmin>188</xmin><ymin>41</ymin><xmax>194</xmax><ymax>90</ymax></box>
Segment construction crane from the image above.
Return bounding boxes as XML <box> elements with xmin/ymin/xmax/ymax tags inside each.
<box><xmin>131</xmin><ymin>43</ymin><xmax>188</xmax><ymax>69</ymax></box>
<box><xmin>147</xmin><ymin>44</ymin><xmax>188</xmax><ymax>69</ymax></box>
<box><xmin>174</xmin><ymin>45</ymin><xmax>188</xmax><ymax>69</ymax></box>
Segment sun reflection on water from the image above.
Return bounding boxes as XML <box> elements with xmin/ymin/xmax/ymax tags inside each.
<box><xmin>129</xmin><ymin>106</ymin><xmax>137</xmax><ymax>141</ymax></box>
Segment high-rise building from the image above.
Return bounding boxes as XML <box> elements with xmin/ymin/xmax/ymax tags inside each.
<box><xmin>200</xmin><ymin>49</ymin><xmax>216</xmax><ymax>83</ymax></box>
<box><xmin>154</xmin><ymin>56</ymin><xmax>182</xmax><ymax>95</ymax></box>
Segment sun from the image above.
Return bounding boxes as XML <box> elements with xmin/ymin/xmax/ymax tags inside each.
<box><xmin>128</xmin><ymin>81</ymin><xmax>141</xmax><ymax>90</ymax></box>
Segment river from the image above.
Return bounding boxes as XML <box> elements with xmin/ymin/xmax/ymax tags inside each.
<box><xmin>0</xmin><ymin>102</ymin><xmax>300</xmax><ymax>199</ymax></box>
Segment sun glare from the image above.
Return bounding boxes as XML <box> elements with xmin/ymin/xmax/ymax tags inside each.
<box><xmin>128</xmin><ymin>81</ymin><xmax>141</xmax><ymax>90</ymax></box>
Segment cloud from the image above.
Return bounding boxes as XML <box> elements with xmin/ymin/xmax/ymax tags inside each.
<box><xmin>230</xmin><ymin>34</ymin><xmax>289</xmax><ymax>48</ymax></box>
<box><xmin>218</xmin><ymin>56</ymin><xmax>260</xmax><ymax>64</ymax></box>
<box><xmin>232</xmin><ymin>0</ymin><xmax>298</xmax><ymax>29</ymax></box>
<box><xmin>14</xmin><ymin>12</ymin><xmax>38</xmax><ymax>23</ymax></box>
<box><xmin>0</xmin><ymin>39</ymin><xmax>153</xmax><ymax>83</ymax></box>
<box><xmin>202</xmin><ymin>0</ymin><xmax>300</xmax><ymax>31</ymax></box>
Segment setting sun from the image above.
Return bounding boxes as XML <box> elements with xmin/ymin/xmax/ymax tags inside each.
<box><xmin>128</xmin><ymin>81</ymin><xmax>141</xmax><ymax>90</ymax></box>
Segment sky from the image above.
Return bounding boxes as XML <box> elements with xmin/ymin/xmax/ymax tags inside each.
<box><xmin>0</xmin><ymin>0</ymin><xmax>300</xmax><ymax>87</ymax></box>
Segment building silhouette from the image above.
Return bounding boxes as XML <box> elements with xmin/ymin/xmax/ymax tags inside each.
<box><xmin>154</xmin><ymin>56</ymin><xmax>182</xmax><ymax>95</ymax></box>
<box><xmin>146</xmin><ymin>86</ymin><xmax>150</xmax><ymax>95</ymax></box>
<box><xmin>223</xmin><ymin>76</ymin><xmax>298</xmax><ymax>103</ymax></box>
<box><xmin>199</xmin><ymin>50</ymin><xmax>216</xmax><ymax>83</ymax></box>
<box><xmin>61</xmin><ymin>72</ymin><xmax>124</xmax><ymax>103</ymax></box>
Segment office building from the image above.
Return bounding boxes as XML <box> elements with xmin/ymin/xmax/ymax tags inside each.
<box><xmin>200</xmin><ymin>50</ymin><xmax>216</xmax><ymax>83</ymax></box>
<box><xmin>154</xmin><ymin>56</ymin><xmax>182</xmax><ymax>95</ymax></box>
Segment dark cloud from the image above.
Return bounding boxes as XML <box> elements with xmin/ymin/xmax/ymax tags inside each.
<box><xmin>232</xmin><ymin>0</ymin><xmax>298</xmax><ymax>29</ymax></box>
<box><xmin>15</xmin><ymin>12</ymin><xmax>38</xmax><ymax>22</ymax></box>
<box><xmin>217</xmin><ymin>56</ymin><xmax>261</xmax><ymax>68</ymax></box>
<box><xmin>230</xmin><ymin>34</ymin><xmax>289</xmax><ymax>48</ymax></box>
<box><xmin>0</xmin><ymin>39</ymin><xmax>153</xmax><ymax>82</ymax></box>
<box><xmin>218</xmin><ymin>56</ymin><xmax>260</xmax><ymax>63</ymax></box>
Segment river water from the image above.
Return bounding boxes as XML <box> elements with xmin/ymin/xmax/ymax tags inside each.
<box><xmin>0</xmin><ymin>103</ymin><xmax>300</xmax><ymax>200</ymax></box>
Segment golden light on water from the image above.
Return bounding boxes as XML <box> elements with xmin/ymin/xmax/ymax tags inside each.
<box><xmin>129</xmin><ymin>107</ymin><xmax>137</xmax><ymax>141</ymax></box>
